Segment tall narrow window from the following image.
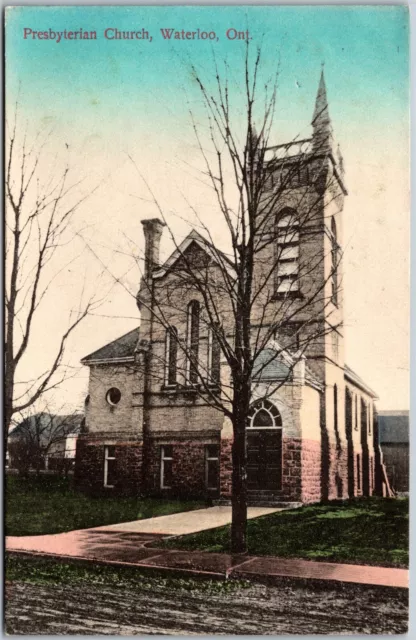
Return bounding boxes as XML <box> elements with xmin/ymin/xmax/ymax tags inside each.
<box><xmin>356</xmin><ymin>453</ymin><xmax>361</xmax><ymax>490</ymax></box>
<box><xmin>205</xmin><ymin>445</ymin><xmax>220</xmax><ymax>490</ymax></box>
<box><xmin>331</xmin><ymin>217</ymin><xmax>338</xmax><ymax>306</ymax></box>
<box><xmin>334</xmin><ymin>384</ymin><xmax>339</xmax><ymax>437</ymax></box>
<box><xmin>104</xmin><ymin>446</ymin><xmax>116</xmax><ymax>488</ymax></box>
<box><xmin>187</xmin><ymin>300</ymin><xmax>200</xmax><ymax>384</ymax></box>
<box><xmin>354</xmin><ymin>395</ymin><xmax>358</xmax><ymax>431</ymax></box>
<box><xmin>160</xmin><ymin>445</ymin><xmax>173</xmax><ymax>489</ymax></box>
<box><xmin>276</xmin><ymin>208</ymin><xmax>299</xmax><ymax>294</ymax></box>
<box><xmin>361</xmin><ymin>399</ymin><xmax>367</xmax><ymax>435</ymax></box>
<box><xmin>208</xmin><ymin>328</ymin><xmax>221</xmax><ymax>384</ymax></box>
<box><xmin>165</xmin><ymin>327</ymin><xmax>178</xmax><ymax>386</ymax></box>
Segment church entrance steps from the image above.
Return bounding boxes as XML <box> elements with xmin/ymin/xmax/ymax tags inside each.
<box><xmin>215</xmin><ymin>498</ymin><xmax>301</xmax><ymax>508</ymax></box>
<box><xmin>215</xmin><ymin>491</ymin><xmax>302</xmax><ymax>509</ymax></box>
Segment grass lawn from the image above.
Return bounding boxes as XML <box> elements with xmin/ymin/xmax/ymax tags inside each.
<box><xmin>6</xmin><ymin>475</ymin><xmax>206</xmax><ymax>536</ymax></box>
<box><xmin>160</xmin><ymin>497</ymin><xmax>409</xmax><ymax>568</ymax></box>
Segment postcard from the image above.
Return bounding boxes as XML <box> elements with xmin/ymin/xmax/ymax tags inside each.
<box><xmin>5</xmin><ymin>5</ymin><xmax>409</xmax><ymax>635</ymax></box>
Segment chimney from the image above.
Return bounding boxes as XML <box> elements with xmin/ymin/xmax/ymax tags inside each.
<box><xmin>141</xmin><ymin>218</ymin><xmax>165</xmax><ymax>279</ymax></box>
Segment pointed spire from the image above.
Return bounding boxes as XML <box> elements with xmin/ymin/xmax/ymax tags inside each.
<box><xmin>312</xmin><ymin>67</ymin><xmax>333</xmax><ymax>152</ymax></box>
<box><xmin>337</xmin><ymin>143</ymin><xmax>345</xmax><ymax>176</ymax></box>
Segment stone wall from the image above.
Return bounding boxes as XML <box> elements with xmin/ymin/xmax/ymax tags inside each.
<box><xmin>145</xmin><ymin>437</ymin><xmax>220</xmax><ymax>499</ymax></box>
<box><xmin>220</xmin><ymin>438</ymin><xmax>233</xmax><ymax>498</ymax></box>
<box><xmin>301</xmin><ymin>438</ymin><xmax>321</xmax><ymax>503</ymax></box>
<box><xmin>74</xmin><ymin>437</ymin><xmax>143</xmax><ymax>496</ymax></box>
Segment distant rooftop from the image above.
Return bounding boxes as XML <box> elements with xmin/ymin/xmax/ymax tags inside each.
<box><xmin>378</xmin><ymin>411</ymin><xmax>409</xmax><ymax>444</ymax></box>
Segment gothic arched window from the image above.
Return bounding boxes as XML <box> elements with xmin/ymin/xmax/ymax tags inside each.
<box><xmin>187</xmin><ymin>300</ymin><xmax>200</xmax><ymax>384</ymax></box>
<box><xmin>165</xmin><ymin>326</ymin><xmax>178</xmax><ymax>386</ymax></box>
<box><xmin>247</xmin><ymin>399</ymin><xmax>282</xmax><ymax>429</ymax></box>
<box><xmin>276</xmin><ymin>207</ymin><xmax>299</xmax><ymax>294</ymax></box>
<box><xmin>331</xmin><ymin>217</ymin><xmax>338</xmax><ymax>306</ymax></box>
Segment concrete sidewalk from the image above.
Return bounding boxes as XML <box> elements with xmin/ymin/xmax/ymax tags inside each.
<box><xmin>6</xmin><ymin>528</ymin><xmax>408</xmax><ymax>589</ymax></box>
<box><xmin>93</xmin><ymin>506</ymin><xmax>281</xmax><ymax>535</ymax></box>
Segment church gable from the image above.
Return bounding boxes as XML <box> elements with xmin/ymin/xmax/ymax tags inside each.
<box><xmin>153</xmin><ymin>230</ymin><xmax>234</xmax><ymax>282</ymax></box>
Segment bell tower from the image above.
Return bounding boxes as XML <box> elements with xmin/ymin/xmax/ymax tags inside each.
<box><xmin>253</xmin><ymin>69</ymin><xmax>349</xmax><ymax>498</ymax></box>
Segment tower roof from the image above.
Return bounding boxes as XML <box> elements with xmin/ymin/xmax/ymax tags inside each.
<box><xmin>312</xmin><ymin>68</ymin><xmax>331</xmax><ymax>128</ymax></box>
<box><xmin>311</xmin><ymin>68</ymin><xmax>333</xmax><ymax>153</ymax></box>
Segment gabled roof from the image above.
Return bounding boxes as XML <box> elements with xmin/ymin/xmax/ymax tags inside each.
<box><xmin>253</xmin><ymin>340</ymin><xmax>324</xmax><ymax>392</ymax></box>
<box><xmin>153</xmin><ymin>229</ymin><xmax>235</xmax><ymax>280</ymax></box>
<box><xmin>344</xmin><ymin>364</ymin><xmax>378</xmax><ymax>399</ymax></box>
<box><xmin>82</xmin><ymin>327</ymin><xmax>140</xmax><ymax>364</ymax></box>
<box><xmin>253</xmin><ymin>348</ymin><xmax>291</xmax><ymax>381</ymax></box>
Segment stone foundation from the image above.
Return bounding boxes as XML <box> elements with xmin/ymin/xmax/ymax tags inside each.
<box><xmin>219</xmin><ymin>438</ymin><xmax>233</xmax><ymax>498</ymax></box>
<box><xmin>74</xmin><ymin>437</ymin><xmax>143</xmax><ymax>496</ymax></box>
<box><xmin>220</xmin><ymin>436</ymin><xmax>302</xmax><ymax>503</ymax></box>
<box><xmin>74</xmin><ymin>432</ymin><xmax>376</xmax><ymax>504</ymax></box>
<box><xmin>301</xmin><ymin>439</ymin><xmax>321</xmax><ymax>503</ymax></box>
<box><xmin>145</xmin><ymin>438</ymin><xmax>220</xmax><ymax>499</ymax></box>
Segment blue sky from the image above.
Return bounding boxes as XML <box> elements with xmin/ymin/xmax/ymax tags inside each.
<box><xmin>6</xmin><ymin>5</ymin><xmax>409</xmax><ymax>141</ymax></box>
<box><xmin>5</xmin><ymin>6</ymin><xmax>410</xmax><ymax>410</ymax></box>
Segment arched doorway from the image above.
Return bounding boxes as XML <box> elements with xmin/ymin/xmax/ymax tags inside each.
<box><xmin>246</xmin><ymin>400</ymin><xmax>283</xmax><ymax>491</ymax></box>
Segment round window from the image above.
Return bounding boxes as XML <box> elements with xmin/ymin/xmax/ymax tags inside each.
<box><xmin>106</xmin><ymin>387</ymin><xmax>121</xmax><ymax>406</ymax></box>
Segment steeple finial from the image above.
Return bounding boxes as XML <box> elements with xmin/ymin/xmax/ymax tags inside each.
<box><xmin>312</xmin><ymin>68</ymin><xmax>333</xmax><ymax>152</ymax></box>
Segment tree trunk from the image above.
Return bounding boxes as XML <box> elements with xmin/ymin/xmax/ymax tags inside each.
<box><xmin>231</xmin><ymin>424</ymin><xmax>248</xmax><ymax>553</ymax></box>
<box><xmin>231</xmin><ymin>373</ymin><xmax>250</xmax><ymax>554</ymax></box>
<box><xmin>4</xmin><ymin>354</ymin><xmax>15</xmax><ymax>453</ymax></box>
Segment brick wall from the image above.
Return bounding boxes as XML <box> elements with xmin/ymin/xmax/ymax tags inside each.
<box><xmin>87</xmin><ymin>364</ymin><xmax>136</xmax><ymax>436</ymax></box>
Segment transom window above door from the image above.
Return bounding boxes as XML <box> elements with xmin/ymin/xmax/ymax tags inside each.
<box><xmin>247</xmin><ymin>399</ymin><xmax>282</xmax><ymax>429</ymax></box>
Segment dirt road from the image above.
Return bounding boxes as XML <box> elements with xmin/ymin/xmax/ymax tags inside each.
<box><xmin>5</xmin><ymin>579</ymin><xmax>408</xmax><ymax>635</ymax></box>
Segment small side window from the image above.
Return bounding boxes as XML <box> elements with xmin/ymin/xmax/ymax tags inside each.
<box><xmin>161</xmin><ymin>445</ymin><xmax>173</xmax><ymax>489</ymax></box>
<box><xmin>104</xmin><ymin>446</ymin><xmax>116</xmax><ymax>488</ymax></box>
<box><xmin>205</xmin><ymin>445</ymin><xmax>219</xmax><ymax>490</ymax></box>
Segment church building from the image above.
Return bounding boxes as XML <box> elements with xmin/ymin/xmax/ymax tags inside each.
<box><xmin>75</xmin><ymin>72</ymin><xmax>390</xmax><ymax>505</ymax></box>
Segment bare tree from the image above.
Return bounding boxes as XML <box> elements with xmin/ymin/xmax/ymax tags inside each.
<box><xmin>130</xmin><ymin>49</ymin><xmax>346</xmax><ymax>553</ymax></box>
<box><xmin>82</xmin><ymin>47</ymin><xmax>345</xmax><ymax>553</ymax></box>
<box><xmin>5</xmin><ymin>106</ymin><xmax>100</xmax><ymax>446</ymax></box>
<box><xmin>8</xmin><ymin>405</ymin><xmax>83</xmax><ymax>475</ymax></box>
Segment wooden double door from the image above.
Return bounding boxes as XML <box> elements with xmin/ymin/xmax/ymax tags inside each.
<box><xmin>247</xmin><ymin>429</ymin><xmax>282</xmax><ymax>491</ymax></box>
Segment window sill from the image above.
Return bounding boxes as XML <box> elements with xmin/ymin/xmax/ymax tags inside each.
<box><xmin>161</xmin><ymin>383</ymin><xmax>220</xmax><ymax>394</ymax></box>
<box><xmin>272</xmin><ymin>291</ymin><xmax>303</xmax><ymax>300</ymax></box>
<box><xmin>161</xmin><ymin>384</ymin><xmax>179</xmax><ymax>392</ymax></box>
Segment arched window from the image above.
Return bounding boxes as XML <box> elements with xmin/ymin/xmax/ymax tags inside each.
<box><xmin>247</xmin><ymin>399</ymin><xmax>282</xmax><ymax>429</ymax></box>
<box><xmin>165</xmin><ymin>326</ymin><xmax>178</xmax><ymax>386</ymax></box>
<box><xmin>276</xmin><ymin>207</ymin><xmax>299</xmax><ymax>294</ymax></box>
<box><xmin>331</xmin><ymin>217</ymin><xmax>338</xmax><ymax>306</ymax></box>
<box><xmin>187</xmin><ymin>300</ymin><xmax>200</xmax><ymax>384</ymax></box>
